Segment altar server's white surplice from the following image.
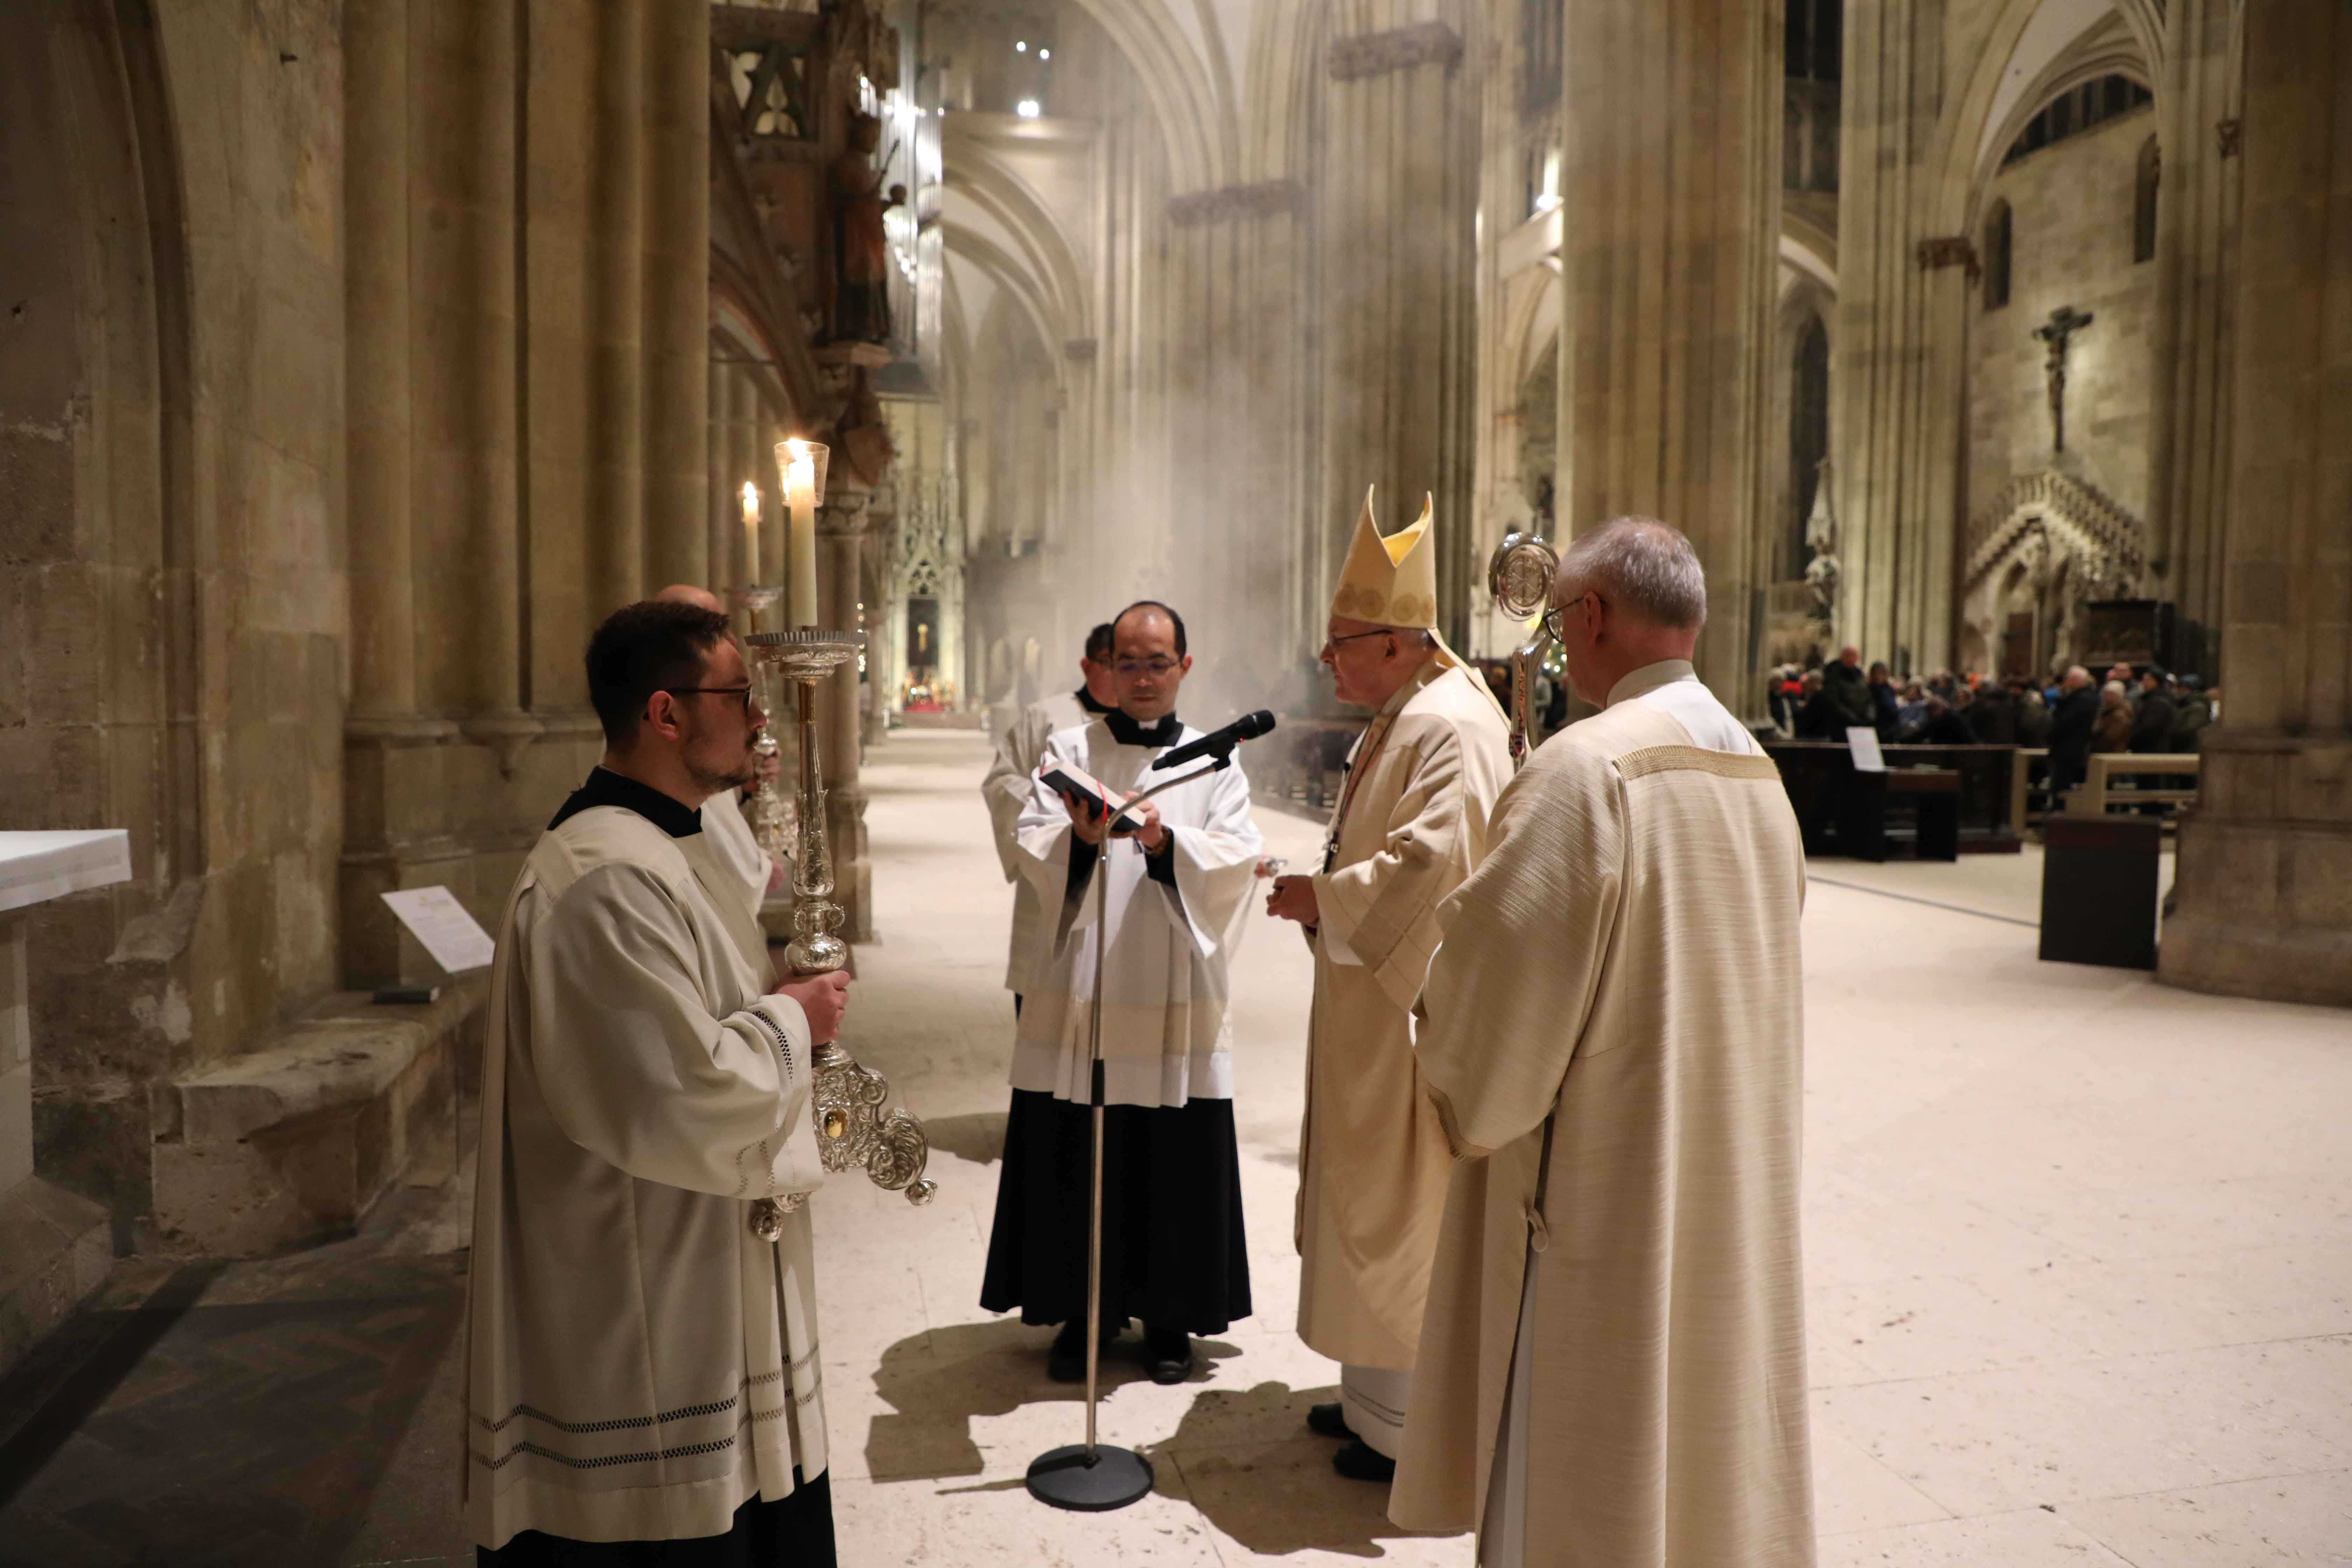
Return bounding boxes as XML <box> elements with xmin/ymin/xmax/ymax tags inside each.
<box><xmin>464</xmin><ymin>772</ymin><xmax>828</xmax><ymax>1551</ymax></box>
<box><xmin>1010</xmin><ymin>717</ymin><xmax>1264</xmax><ymax>1107</ymax></box>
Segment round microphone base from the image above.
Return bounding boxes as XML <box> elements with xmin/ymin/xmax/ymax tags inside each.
<box><xmin>1025</xmin><ymin>1444</ymin><xmax>1155</xmax><ymax>1512</ymax></box>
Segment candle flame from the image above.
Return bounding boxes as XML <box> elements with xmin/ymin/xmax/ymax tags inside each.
<box><xmin>740</xmin><ymin>481</ymin><xmax>760</xmax><ymax>522</ymax></box>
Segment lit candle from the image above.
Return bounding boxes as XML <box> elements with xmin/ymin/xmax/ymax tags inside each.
<box><xmin>739</xmin><ymin>481</ymin><xmax>760</xmax><ymax>585</ymax></box>
<box><xmin>777</xmin><ymin>438</ymin><xmax>825</xmax><ymax>628</ymax></box>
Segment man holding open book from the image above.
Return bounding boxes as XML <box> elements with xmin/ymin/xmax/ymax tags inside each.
<box><xmin>978</xmin><ymin>600</ymin><xmax>1266</xmax><ymax>1386</ymax></box>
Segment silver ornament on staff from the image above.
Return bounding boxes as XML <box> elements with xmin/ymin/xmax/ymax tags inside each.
<box><xmin>1025</xmin><ymin>716</ymin><xmax>1274</xmax><ymax>1513</ymax></box>
<box><xmin>744</xmin><ymin>628</ymin><xmax>937</xmax><ymax>1211</ymax></box>
<box><xmin>1489</xmin><ymin>526</ymin><xmax>1561</xmax><ymax>770</ymax></box>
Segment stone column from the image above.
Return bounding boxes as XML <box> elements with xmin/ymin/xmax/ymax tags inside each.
<box><xmin>2160</xmin><ymin>0</ymin><xmax>2352</xmax><ymax>1006</ymax></box>
<box><xmin>639</xmin><ymin>0</ymin><xmax>708</xmax><ymax>591</ymax></box>
<box><xmin>818</xmin><ymin>496</ymin><xmax>872</xmax><ymax>943</ymax></box>
<box><xmin>1830</xmin><ymin>0</ymin><xmax>1967</xmax><ymax>674</ymax></box>
<box><xmin>706</xmin><ymin>357</ymin><xmax>730</xmax><ymax>588</ymax></box>
<box><xmin>346</xmin><ymin>0</ymin><xmax>414</xmax><ymax>719</ymax></box>
<box><xmin>1317</xmin><ymin>8</ymin><xmax>1479</xmax><ymax>647</ymax></box>
<box><xmin>1553</xmin><ymin>0</ymin><xmax>1780</xmax><ymax>700</ymax></box>
<box><xmin>2144</xmin><ymin>0</ymin><xmax>2244</xmax><ymax>674</ymax></box>
<box><xmin>410</xmin><ymin>0</ymin><xmax>520</xmax><ymax>716</ymax></box>
<box><xmin>584</xmin><ymin>0</ymin><xmax>646</xmax><ymax>616</ymax></box>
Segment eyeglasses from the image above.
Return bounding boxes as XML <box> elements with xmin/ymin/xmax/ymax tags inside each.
<box><xmin>663</xmin><ymin>686</ymin><xmax>756</xmax><ymax>715</ymax></box>
<box><xmin>1543</xmin><ymin>592</ymin><xmax>1601</xmax><ymax>645</ymax></box>
<box><xmin>1113</xmin><ymin>658</ymin><xmax>1180</xmax><ymax>677</ymax></box>
<box><xmin>1321</xmin><ymin>629</ymin><xmax>1393</xmax><ymax>654</ymax></box>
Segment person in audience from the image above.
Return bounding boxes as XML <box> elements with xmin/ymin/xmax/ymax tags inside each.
<box><xmin>1911</xmin><ymin>695</ymin><xmax>1977</xmax><ymax>746</ymax></box>
<box><xmin>1971</xmin><ymin>680</ymin><xmax>2019</xmax><ymax>744</ymax></box>
<box><xmin>2170</xmin><ymin>676</ymin><xmax>2212</xmax><ymax>751</ymax></box>
<box><xmin>1793</xmin><ymin>669</ymin><xmax>1841</xmax><ymax>739</ymax></box>
<box><xmin>2015</xmin><ymin>682</ymin><xmax>2052</xmax><ymax>747</ymax></box>
<box><xmin>2046</xmin><ymin>666</ymin><xmax>2098</xmax><ymax>793</ymax></box>
<box><xmin>2130</xmin><ymin>667</ymin><xmax>2178</xmax><ymax>753</ymax></box>
<box><xmin>1866</xmin><ymin>660</ymin><xmax>1902</xmax><ymax>735</ymax></box>
<box><xmin>2093</xmin><ymin>680</ymin><xmax>2136</xmax><ymax>756</ymax></box>
<box><xmin>1823</xmin><ymin>646</ymin><xmax>1875</xmax><ymax>729</ymax></box>
<box><xmin>1895</xmin><ymin>681</ymin><xmax>1928</xmax><ymax>733</ymax></box>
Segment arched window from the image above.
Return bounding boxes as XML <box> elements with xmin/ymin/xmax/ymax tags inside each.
<box><xmin>2133</xmin><ymin>135</ymin><xmax>2160</xmax><ymax>263</ymax></box>
<box><xmin>1982</xmin><ymin>200</ymin><xmax>2012</xmax><ymax>311</ymax></box>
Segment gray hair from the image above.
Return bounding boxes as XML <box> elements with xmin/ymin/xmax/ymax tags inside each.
<box><xmin>1556</xmin><ymin>516</ymin><xmax>1708</xmax><ymax>631</ymax></box>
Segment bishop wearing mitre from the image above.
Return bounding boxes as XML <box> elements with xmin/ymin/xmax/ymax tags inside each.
<box><xmin>467</xmin><ymin>600</ymin><xmax>849</xmax><ymax>1565</ymax></box>
<box><xmin>1266</xmin><ymin>488</ymin><xmax>1510</xmax><ymax>1483</ymax></box>
<box><xmin>980</xmin><ymin>600</ymin><xmax>1266</xmax><ymax>1386</ymax></box>
<box><xmin>1388</xmin><ymin>519</ymin><xmax>1814</xmax><ymax>1566</ymax></box>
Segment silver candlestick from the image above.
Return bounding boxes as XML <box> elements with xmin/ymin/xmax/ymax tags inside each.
<box><xmin>746</xmin><ymin>629</ymin><xmax>936</xmax><ymax>1205</ymax></box>
<box><xmin>727</xmin><ymin>586</ymin><xmax>796</xmax><ymax>861</ymax></box>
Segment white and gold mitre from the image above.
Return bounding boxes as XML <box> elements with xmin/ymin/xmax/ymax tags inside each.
<box><xmin>1330</xmin><ymin>485</ymin><xmax>1438</xmax><ymax>628</ymax></box>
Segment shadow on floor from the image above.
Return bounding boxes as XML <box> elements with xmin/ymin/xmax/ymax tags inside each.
<box><xmin>921</xmin><ymin>1109</ymin><xmax>1008</xmax><ymax>1166</ymax></box>
<box><xmin>863</xmin><ymin>1318</ymin><xmax>1240</xmax><ymax>1482</ymax></box>
<box><xmin>0</xmin><ymin>1252</ymin><xmax>467</xmax><ymax>1567</ymax></box>
<box><xmin>1153</xmin><ymin>1380</ymin><xmax>1431</xmax><ymax>1560</ymax></box>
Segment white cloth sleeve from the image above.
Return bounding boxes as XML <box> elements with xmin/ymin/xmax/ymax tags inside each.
<box><xmin>982</xmin><ymin>706</ymin><xmax>1054</xmax><ymax>884</ymax></box>
<box><xmin>526</xmin><ymin>863</ymin><xmax>821</xmax><ymax>1199</ymax></box>
<box><xmin>1162</xmin><ymin>760</ymin><xmax>1266</xmax><ymax>960</ymax></box>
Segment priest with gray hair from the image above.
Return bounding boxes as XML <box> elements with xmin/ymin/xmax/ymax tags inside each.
<box><xmin>1389</xmin><ymin>517</ymin><xmax>1816</xmax><ymax>1566</ymax></box>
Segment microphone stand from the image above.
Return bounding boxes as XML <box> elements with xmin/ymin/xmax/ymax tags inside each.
<box><xmin>1026</xmin><ymin>751</ymin><xmax>1234</xmax><ymax>1511</ymax></box>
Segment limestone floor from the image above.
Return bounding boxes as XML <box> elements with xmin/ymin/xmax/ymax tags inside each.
<box><xmin>2</xmin><ymin>727</ymin><xmax>2347</xmax><ymax>1565</ymax></box>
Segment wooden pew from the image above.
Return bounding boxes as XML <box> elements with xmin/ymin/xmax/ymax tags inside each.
<box><xmin>2066</xmin><ymin>752</ymin><xmax>2202</xmax><ymax>817</ymax></box>
<box><xmin>1763</xmin><ymin>742</ymin><xmax>2023</xmax><ymax>855</ymax></box>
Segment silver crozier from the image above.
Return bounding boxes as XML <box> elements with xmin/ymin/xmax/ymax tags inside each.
<box><xmin>1488</xmin><ymin>527</ymin><xmax>1561</xmax><ymax>770</ymax></box>
<box><xmin>746</xmin><ymin>630</ymin><xmax>937</xmax><ymax>1209</ymax></box>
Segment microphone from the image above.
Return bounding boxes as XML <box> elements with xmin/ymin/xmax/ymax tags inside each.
<box><xmin>1152</xmin><ymin>710</ymin><xmax>1277</xmax><ymax>771</ymax></box>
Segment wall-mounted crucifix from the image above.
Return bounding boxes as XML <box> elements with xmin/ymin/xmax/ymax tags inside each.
<box><xmin>2032</xmin><ymin>305</ymin><xmax>2095</xmax><ymax>452</ymax></box>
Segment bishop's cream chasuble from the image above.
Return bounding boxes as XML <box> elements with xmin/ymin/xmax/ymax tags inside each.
<box><xmin>1389</xmin><ymin>664</ymin><xmax>1815</xmax><ymax>1567</ymax></box>
<box><xmin>1297</xmin><ymin>659</ymin><xmax>1510</xmax><ymax>1374</ymax></box>
<box><xmin>982</xmin><ymin>689</ymin><xmax>1091</xmax><ymax>995</ymax></box>
<box><xmin>1010</xmin><ymin>717</ymin><xmax>1264</xmax><ymax>1108</ymax></box>
<box><xmin>464</xmin><ymin>772</ymin><xmax>829</xmax><ymax>1550</ymax></box>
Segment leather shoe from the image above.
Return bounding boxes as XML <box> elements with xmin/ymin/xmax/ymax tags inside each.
<box><xmin>1331</xmin><ymin>1439</ymin><xmax>1396</xmax><ymax>1483</ymax></box>
<box><xmin>1306</xmin><ymin>1401</ymin><xmax>1354</xmax><ymax>1440</ymax></box>
<box><xmin>1046</xmin><ymin>1317</ymin><xmax>1124</xmax><ymax>1383</ymax></box>
<box><xmin>1141</xmin><ymin>1325</ymin><xmax>1193</xmax><ymax>1384</ymax></box>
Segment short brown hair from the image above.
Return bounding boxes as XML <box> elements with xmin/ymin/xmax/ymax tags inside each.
<box><xmin>586</xmin><ymin>601</ymin><xmax>732</xmax><ymax>746</ymax></box>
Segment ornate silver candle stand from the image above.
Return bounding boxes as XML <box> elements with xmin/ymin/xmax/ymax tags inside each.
<box><xmin>726</xmin><ymin>586</ymin><xmax>795</xmax><ymax>861</ymax></box>
<box><xmin>746</xmin><ymin>629</ymin><xmax>937</xmax><ymax>1205</ymax></box>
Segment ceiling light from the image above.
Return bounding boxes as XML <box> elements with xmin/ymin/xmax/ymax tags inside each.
<box><xmin>1015</xmin><ymin>40</ymin><xmax>1027</xmax><ymax>52</ymax></box>
<box><xmin>1015</xmin><ymin>99</ymin><xmax>1041</xmax><ymax>119</ymax></box>
<box><xmin>1039</xmin><ymin>48</ymin><xmax>1051</xmax><ymax>60</ymax></box>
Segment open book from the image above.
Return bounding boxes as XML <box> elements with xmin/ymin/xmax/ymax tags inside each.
<box><xmin>1038</xmin><ymin>760</ymin><xmax>1147</xmax><ymax>836</ymax></box>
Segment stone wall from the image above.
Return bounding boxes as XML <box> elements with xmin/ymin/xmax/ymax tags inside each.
<box><xmin>0</xmin><ymin>0</ymin><xmax>350</xmax><ymax>1241</ymax></box>
<box><xmin>1968</xmin><ymin>108</ymin><xmax>2161</xmax><ymax>526</ymax></box>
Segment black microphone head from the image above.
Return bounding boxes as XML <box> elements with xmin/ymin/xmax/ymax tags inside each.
<box><xmin>1240</xmin><ymin>709</ymin><xmax>1276</xmax><ymax>738</ymax></box>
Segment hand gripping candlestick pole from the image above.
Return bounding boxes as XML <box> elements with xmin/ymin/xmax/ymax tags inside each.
<box><xmin>744</xmin><ymin>630</ymin><xmax>937</xmax><ymax>1214</ymax></box>
<box><xmin>1027</xmin><ymin>714</ymin><xmax>1273</xmax><ymax>1512</ymax></box>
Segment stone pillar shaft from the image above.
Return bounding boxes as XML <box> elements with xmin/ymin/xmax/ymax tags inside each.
<box><xmin>346</xmin><ymin>0</ymin><xmax>414</xmax><ymax>716</ymax></box>
<box><xmin>1554</xmin><ymin>0</ymin><xmax>1779</xmax><ymax>700</ymax></box>
<box><xmin>639</xmin><ymin>0</ymin><xmax>708</xmax><ymax>590</ymax></box>
<box><xmin>2160</xmin><ymin>0</ymin><xmax>2352</xmax><ymax>1005</ymax></box>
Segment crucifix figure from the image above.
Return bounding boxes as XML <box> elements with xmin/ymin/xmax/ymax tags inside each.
<box><xmin>2033</xmin><ymin>305</ymin><xmax>2095</xmax><ymax>452</ymax></box>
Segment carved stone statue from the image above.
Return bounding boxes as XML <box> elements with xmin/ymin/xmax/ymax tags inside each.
<box><xmin>831</xmin><ymin>111</ymin><xmax>904</xmax><ymax>344</ymax></box>
<box><xmin>2033</xmin><ymin>305</ymin><xmax>2095</xmax><ymax>453</ymax></box>
<box><xmin>1801</xmin><ymin>457</ymin><xmax>1840</xmax><ymax>628</ymax></box>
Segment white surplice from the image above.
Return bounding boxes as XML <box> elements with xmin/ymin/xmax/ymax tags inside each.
<box><xmin>982</xmin><ymin>690</ymin><xmax>1089</xmax><ymax>995</ymax></box>
<box><xmin>464</xmin><ymin>793</ymin><xmax>828</xmax><ymax>1550</ymax></box>
<box><xmin>1010</xmin><ymin>717</ymin><xmax>1264</xmax><ymax>1108</ymax></box>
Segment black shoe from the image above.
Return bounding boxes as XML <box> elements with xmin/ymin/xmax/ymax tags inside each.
<box><xmin>1331</xmin><ymin>1439</ymin><xmax>1396</xmax><ymax>1483</ymax></box>
<box><xmin>1307</xmin><ymin>1401</ymin><xmax>1355</xmax><ymax>1440</ymax></box>
<box><xmin>1141</xmin><ymin>1325</ymin><xmax>1193</xmax><ymax>1384</ymax></box>
<box><xmin>1046</xmin><ymin>1317</ymin><xmax>1124</xmax><ymax>1383</ymax></box>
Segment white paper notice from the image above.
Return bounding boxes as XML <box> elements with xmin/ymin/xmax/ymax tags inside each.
<box><xmin>381</xmin><ymin>887</ymin><xmax>496</xmax><ymax>975</ymax></box>
<box><xmin>1845</xmin><ymin>726</ymin><xmax>1887</xmax><ymax>773</ymax></box>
